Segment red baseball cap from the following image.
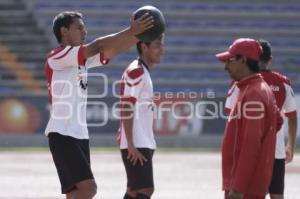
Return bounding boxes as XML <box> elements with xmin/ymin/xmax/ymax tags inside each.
<box><xmin>216</xmin><ymin>38</ymin><xmax>262</xmax><ymax>62</ymax></box>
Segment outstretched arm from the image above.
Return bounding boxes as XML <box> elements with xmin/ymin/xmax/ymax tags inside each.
<box><xmin>83</xmin><ymin>13</ymin><xmax>153</xmax><ymax>60</ymax></box>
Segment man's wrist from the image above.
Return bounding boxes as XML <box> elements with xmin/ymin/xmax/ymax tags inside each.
<box><xmin>127</xmin><ymin>141</ymin><xmax>134</xmax><ymax>148</ymax></box>
<box><xmin>286</xmin><ymin>143</ymin><xmax>294</xmax><ymax>149</ymax></box>
<box><xmin>128</xmin><ymin>27</ymin><xmax>140</xmax><ymax>42</ymax></box>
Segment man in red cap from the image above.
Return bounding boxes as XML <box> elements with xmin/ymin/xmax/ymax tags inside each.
<box><xmin>224</xmin><ymin>39</ymin><xmax>298</xmax><ymax>199</ymax></box>
<box><xmin>216</xmin><ymin>38</ymin><xmax>283</xmax><ymax>199</ymax></box>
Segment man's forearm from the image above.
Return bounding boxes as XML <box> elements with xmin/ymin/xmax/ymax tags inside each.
<box><xmin>83</xmin><ymin>14</ymin><xmax>153</xmax><ymax>60</ymax></box>
<box><xmin>123</xmin><ymin>118</ymin><xmax>134</xmax><ymax>146</ymax></box>
<box><xmin>96</xmin><ymin>28</ymin><xmax>138</xmax><ymax>60</ymax></box>
<box><xmin>82</xmin><ymin>28</ymin><xmax>137</xmax><ymax>60</ymax></box>
<box><xmin>287</xmin><ymin>117</ymin><xmax>297</xmax><ymax>147</ymax></box>
<box><xmin>121</xmin><ymin>104</ymin><xmax>135</xmax><ymax>147</ymax></box>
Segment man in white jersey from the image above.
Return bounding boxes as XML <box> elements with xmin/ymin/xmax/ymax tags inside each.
<box><xmin>224</xmin><ymin>39</ymin><xmax>297</xmax><ymax>199</ymax></box>
<box><xmin>44</xmin><ymin>11</ymin><xmax>153</xmax><ymax>199</ymax></box>
<box><xmin>118</xmin><ymin>34</ymin><xmax>164</xmax><ymax>199</ymax></box>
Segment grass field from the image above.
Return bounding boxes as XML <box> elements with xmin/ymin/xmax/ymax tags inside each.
<box><xmin>0</xmin><ymin>148</ymin><xmax>299</xmax><ymax>199</ymax></box>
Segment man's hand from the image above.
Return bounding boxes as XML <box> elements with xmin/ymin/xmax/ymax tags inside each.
<box><xmin>127</xmin><ymin>144</ymin><xmax>148</xmax><ymax>166</ymax></box>
<box><xmin>285</xmin><ymin>145</ymin><xmax>294</xmax><ymax>164</ymax></box>
<box><xmin>129</xmin><ymin>13</ymin><xmax>154</xmax><ymax>36</ymax></box>
<box><xmin>228</xmin><ymin>190</ymin><xmax>243</xmax><ymax>199</ymax></box>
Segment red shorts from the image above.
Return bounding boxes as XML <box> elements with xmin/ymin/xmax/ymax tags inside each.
<box><xmin>224</xmin><ymin>191</ymin><xmax>265</xmax><ymax>199</ymax></box>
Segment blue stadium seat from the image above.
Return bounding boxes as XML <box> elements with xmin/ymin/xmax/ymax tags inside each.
<box><xmin>30</xmin><ymin>0</ymin><xmax>300</xmax><ymax>96</ymax></box>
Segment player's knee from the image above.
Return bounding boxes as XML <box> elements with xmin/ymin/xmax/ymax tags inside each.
<box><xmin>126</xmin><ymin>189</ymin><xmax>137</xmax><ymax>197</ymax></box>
<box><xmin>90</xmin><ymin>183</ymin><xmax>97</xmax><ymax>197</ymax></box>
<box><xmin>86</xmin><ymin>182</ymin><xmax>97</xmax><ymax>197</ymax></box>
<box><xmin>76</xmin><ymin>180</ymin><xmax>97</xmax><ymax>198</ymax></box>
<box><xmin>124</xmin><ymin>192</ymin><xmax>136</xmax><ymax>199</ymax></box>
<box><xmin>136</xmin><ymin>192</ymin><xmax>152</xmax><ymax>199</ymax></box>
<box><xmin>146</xmin><ymin>187</ymin><xmax>154</xmax><ymax>195</ymax></box>
<box><xmin>137</xmin><ymin>187</ymin><xmax>154</xmax><ymax>198</ymax></box>
<box><xmin>82</xmin><ymin>186</ymin><xmax>97</xmax><ymax>198</ymax></box>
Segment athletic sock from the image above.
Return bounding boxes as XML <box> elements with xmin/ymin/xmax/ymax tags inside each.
<box><xmin>123</xmin><ymin>193</ymin><xmax>135</xmax><ymax>199</ymax></box>
<box><xmin>136</xmin><ymin>193</ymin><xmax>150</xmax><ymax>199</ymax></box>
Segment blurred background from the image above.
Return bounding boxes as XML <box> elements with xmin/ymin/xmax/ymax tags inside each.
<box><xmin>0</xmin><ymin>0</ymin><xmax>299</xmax><ymax>148</ymax></box>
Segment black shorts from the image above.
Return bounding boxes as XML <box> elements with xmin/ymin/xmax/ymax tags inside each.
<box><xmin>121</xmin><ymin>148</ymin><xmax>154</xmax><ymax>190</ymax></box>
<box><xmin>48</xmin><ymin>132</ymin><xmax>94</xmax><ymax>194</ymax></box>
<box><xmin>269</xmin><ymin>159</ymin><xmax>285</xmax><ymax>194</ymax></box>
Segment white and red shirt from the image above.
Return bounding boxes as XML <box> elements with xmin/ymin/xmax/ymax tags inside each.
<box><xmin>118</xmin><ymin>59</ymin><xmax>156</xmax><ymax>149</ymax></box>
<box><xmin>225</xmin><ymin>70</ymin><xmax>297</xmax><ymax>158</ymax></box>
<box><xmin>44</xmin><ymin>45</ymin><xmax>107</xmax><ymax>139</ymax></box>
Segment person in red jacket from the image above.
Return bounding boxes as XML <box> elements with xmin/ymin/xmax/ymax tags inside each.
<box><xmin>216</xmin><ymin>38</ymin><xmax>283</xmax><ymax>199</ymax></box>
<box><xmin>224</xmin><ymin>39</ymin><xmax>298</xmax><ymax>199</ymax></box>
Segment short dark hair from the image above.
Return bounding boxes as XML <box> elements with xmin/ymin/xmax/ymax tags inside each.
<box><xmin>246</xmin><ymin>59</ymin><xmax>260</xmax><ymax>73</ymax></box>
<box><xmin>235</xmin><ymin>55</ymin><xmax>260</xmax><ymax>73</ymax></box>
<box><xmin>257</xmin><ymin>39</ymin><xmax>272</xmax><ymax>63</ymax></box>
<box><xmin>136</xmin><ymin>41</ymin><xmax>151</xmax><ymax>56</ymax></box>
<box><xmin>52</xmin><ymin>11</ymin><xmax>83</xmax><ymax>43</ymax></box>
<box><xmin>136</xmin><ymin>34</ymin><xmax>164</xmax><ymax>56</ymax></box>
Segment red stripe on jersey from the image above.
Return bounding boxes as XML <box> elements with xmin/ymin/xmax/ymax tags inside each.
<box><xmin>118</xmin><ymin>77</ymin><xmax>127</xmax><ymax>147</ymax></box>
<box><xmin>53</xmin><ymin>47</ymin><xmax>74</xmax><ymax>60</ymax></box>
<box><xmin>261</xmin><ymin>70</ymin><xmax>289</xmax><ymax>110</ymax></box>
<box><xmin>117</xmin><ymin>127</ymin><xmax>121</xmax><ymax>146</ymax></box>
<box><xmin>285</xmin><ymin>111</ymin><xmax>297</xmax><ymax>118</ymax></box>
<box><xmin>47</xmin><ymin>46</ymin><xmax>65</xmax><ymax>58</ymax></box>
<box><xmin>100</xmin><ymin>52</ymin><xmax>109</xmax><ymax>65</ymax></box>
<box><xmin>224</xmin><ymin>107</ymin><xmax>231</xmax><ymax>114</ymax></box>
<box><xmin>45</xmin><ymin>61</ymin><xmax>53</xmax><ymax>111</ymax></box>
<box><xmin>120</xmin><ymin>96</ymin><xmax>137</xmax><ymax>105</ymax></box>
<box><xmin>120</xmin><ymin>78</ymin><xmax>125</xmax><ymax>96</ymax></box>
<box><xmin>127</xmin><ymin>67</ymin><xmax>144</xmax><ymax>79</ymax></box>
<box><xmin>78</xmin><ymin>45</ymin><xmax>86</xmax><ymax>65</ymax></box>
<box><xmin>125</xmin><ymin>78</ymin><xmax>142</xmax><ymax>87</ymax></box>
<box><xmin>263</xmin><ymin>70</ymin><xmax>291</xmax><ymax>85</ymax></box>
<box><xmin>120</xmin><ymin>77</ymin><xmax>137</xmax><ymax>104</ymax></box>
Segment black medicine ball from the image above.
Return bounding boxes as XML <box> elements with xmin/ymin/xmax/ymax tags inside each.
<box><xmin>133</xmin><ymin>5</ymin><xmax>166</xmax><ymax>42</ymax></box>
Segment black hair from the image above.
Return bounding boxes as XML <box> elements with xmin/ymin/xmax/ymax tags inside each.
<box><xmin>52</xmin><ymin>11</ymin><xmax>83</xmax><ymax>43</ymax></box>
<box><xmin>246</xmin><ymin>59</ymin><xmax>260</xmax><ymax>73</ymax></box>
<box><xmin>136</xmin><ymin>34</ymin><xmax>164</xmax><ymax>56</ymax></box>
<box><xmin>257</xmin><ymin>39</ymin><xmax>272</xmax><ymax>63</ymax></box>
<box><xmin>136</xmin><ymin>41</ymin><xmax>151</xmax><ymax>56</ymax></box>
<box><xmin>235</xmin><ymin>55</ymin><xmax>260</xmax><ymax>73</ymax></box>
